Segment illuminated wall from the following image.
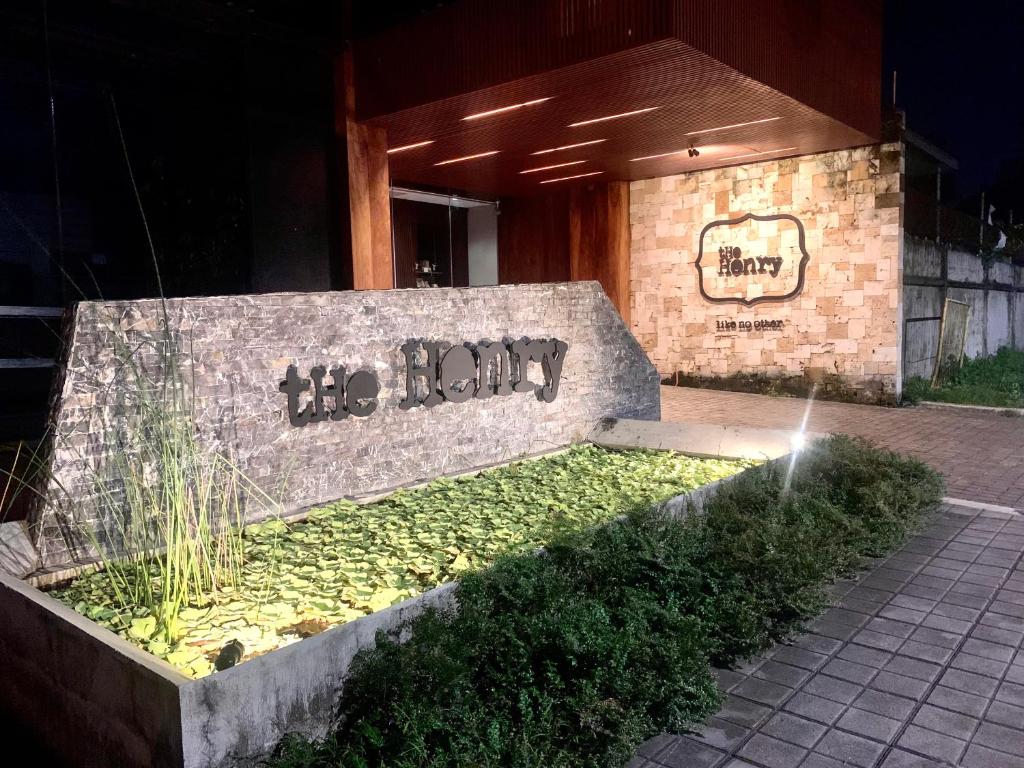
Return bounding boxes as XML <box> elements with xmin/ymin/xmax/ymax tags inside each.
<box><xmin>630</xmin><ymin>143</ymin><xmax>904</xmax><ymax>403</ymax></box>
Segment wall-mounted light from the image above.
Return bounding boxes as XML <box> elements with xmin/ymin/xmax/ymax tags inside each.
<box><xmin>687</xmin><ymin>146</ymin><xmax>700</xmax><ymax>158</ymax></box>
<box><xmin>569</xmin><ymin>107</ymin><xmax>659</xmax><ymax>128</ymax></box>
<box><xmin>434</xmin><ymin>151</ymin><xmax>501</xmax><ymax>166</ymax></box>
<box><xmin>387</xmin><ymin>140</ymin><xmax>435</xmax><ymax>154</ymax></box>
<box><xmin>539</xmin><ymin>170</ymin><xmax>604</xmax><ymax>184</ymax></box>
<box><xmin>520</xmin><ymin>160</ymin><xmax>587</xmax><ymax>174</ymax></box>
<box><xmin>531</xmin><ymin>139</ymin><xmax>606</xmax><ymax>155</ymax></box>
<box><xmin>462</xmin><ymin>98</ymin><xmax>551</xmax><ymax>121</ymax></box>
<box><xmin>685</xmin><ymin>117</ymin><xmax>781</xmax><ymax>136</ymax></box>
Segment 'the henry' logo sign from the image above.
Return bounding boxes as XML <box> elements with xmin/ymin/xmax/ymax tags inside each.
<box><xmin>695</xmin><ymin>213</ymin><xmax>810</xmax><ymax>306</ymax></box>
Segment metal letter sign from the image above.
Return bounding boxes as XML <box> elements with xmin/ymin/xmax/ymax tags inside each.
<box><xmin>279</xmin><ymin>365</ymin><xmax>380</xmax><ymax>427</ymax></box>
<box><xmin>695</xmin><ymin>212</ymin><xmax>810</xmax><ymax>306</ymax></box>
<box><xmin>281</xmin><ymin>337</ymin><xmax>568</xmax><ymax>427</ymax></box>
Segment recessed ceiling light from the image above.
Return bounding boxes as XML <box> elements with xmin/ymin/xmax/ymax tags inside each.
<box><xmin>531</xmin><ymin>139</ymin><xmax>606</xmax><ymax>155</ymax></box>
<box><xmin>387</xmin><ymin>140</ymin><xmax>435</xmax><ymax>154</ymax></box>
<box><xmin>630</xmin><ymin>149</ymin><xmax>689</xmax><ymax>162</ymax></box>
<box><xmin>568</xmin><ymin>107</ymin><xmax>659</xmax><ymax>127</ymax></box>
<box><xmin>463</xmin><ymin>98</ymin><xmax>551</xmax><ymax>121</ymax></box>
<box><xmin>434</xmin><ymin>151</ymin><xmax>500</xmax><ymax>166</ymax></box>
<box><xmin>520</xmin><ymin>160</ymin><xmax>587</xmax><ymax>174</ymax></box>
<box><xmin>720</xmin><ymin>146</ymin><xmax>798</xmax><ymax>161</ymax></box>
<box><xmin>539</xmin><ymin>170</ymin><xmax>604</xmax><ymax>184</ymax></box>
<box><xmin>685</xmin><ymin>117</ymin><xmax>782</xmax><ymax>136</ymax></box>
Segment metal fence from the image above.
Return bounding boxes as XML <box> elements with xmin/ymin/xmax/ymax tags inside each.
<box><xmin>0</xmin><ymin>306</ymin><xmax>63</xmax><ymax>442</ymax></box>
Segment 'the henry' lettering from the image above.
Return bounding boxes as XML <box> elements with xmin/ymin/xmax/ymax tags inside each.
<box><xmin>718</xmin><ymin>246</ymin><xmax>783</xmax><ymax>278</ymax></box>
<box><xmin>280</xmin><ymin>337</ymin><xmax>568</xmax><ymax>428</ymax></box>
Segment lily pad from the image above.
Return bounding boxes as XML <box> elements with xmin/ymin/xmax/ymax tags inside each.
<box><xmin>128</xmin><ymin>616</ymin><xmax>157</xmax><ymax>641</ymax></box>
<box><xmin>49</xmin><ymin>446</ymin><xmax>751</xmax><ymax>678</ymax></box>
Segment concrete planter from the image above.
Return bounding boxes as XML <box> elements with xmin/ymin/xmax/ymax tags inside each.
<box><xmin>1</xmin><ymin>420</ymin><xmax>797</xmax><ymax>767</ymax></box>
<box><xmin>0</xmin><ymin>567</ymin><xmax>458</xmax><ymax>768</ymax></box>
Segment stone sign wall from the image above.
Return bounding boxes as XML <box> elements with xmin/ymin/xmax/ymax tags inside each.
<box><xmin>630</xmin><ymin>143</ymin><xmax>904</xmax><ymax>402</ymax></box>
<box><xmin>33</xmin><ymin>282</ymin><xmax>659</xmax><ymax>567</ymax></box>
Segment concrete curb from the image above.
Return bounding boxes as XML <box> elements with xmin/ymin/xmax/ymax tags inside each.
<box><xmin>589</xmin><ymin>416</ymin><xmax>823</xmax><ymax>461</ymax></box>
<box><xmin>916</xmin><ymin>400</ymin><xmax>1024</xmax><ymax>417</ymax></box>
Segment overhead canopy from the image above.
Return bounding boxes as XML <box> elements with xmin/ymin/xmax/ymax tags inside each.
<box><xmin>354</xmin><ymin>0</ymin><xmax>882</xmax><ymax>198</ymax></box>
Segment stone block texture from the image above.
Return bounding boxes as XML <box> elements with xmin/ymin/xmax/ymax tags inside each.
<box><xmin>630</xmin><ymin>143</ymin><xmax>904</xmax><ymax>402</ymax></box>
<box><xmin>32</xmin><ymin>281</ymin><xmax>659</xmax><ymax>567</ymax></box>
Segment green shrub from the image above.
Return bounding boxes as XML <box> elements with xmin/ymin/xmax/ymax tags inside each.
<box><xmin>904</xmin><ymin>346</ymin><xmax>1024</xmax><ymax>408</ymax></box>
<box><xmin>271</xmin><ymin>435</ymin><xmax>943</xmax><ymax>768</ymax></box>
<box><xmin>286</xmin><ymin>517</ymin><xmax>719</xmax><ymax>768</ymax></box>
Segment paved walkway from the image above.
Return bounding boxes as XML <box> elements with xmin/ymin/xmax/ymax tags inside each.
<box><xmin>631</xmin><ymin>504</ymin><xmax>1024</xmax><ymax>768</ymax></box>
<box><xmin>660</xmin><ymin>387</ymin><xmax>1024</xmax><ymax>510</ymax></box>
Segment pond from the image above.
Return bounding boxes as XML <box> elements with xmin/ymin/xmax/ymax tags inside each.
<box><xmin>51</xmin><ymin>445</ymin><xmax>750</xmax><ymax>677</ymax></box>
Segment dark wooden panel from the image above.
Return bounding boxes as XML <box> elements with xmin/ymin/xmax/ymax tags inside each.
<box><xmin>497</xmin><ymin>192</ymin><xmax>571</xmax><ymax>284</ymax></box>
<box><xmin>391</xmin><ymin>198</ymin><xmax>458</xmax><ymax>288</ymax></box>
<box><xmin>354</xmin><ymin>0</ymin><xmax>881</xmax><ymax>139</ymax></box>
<box><xmin>569</xmin><ymin>181</ymin><xmax>629</xmax><ymax>322</ymax></box>
<box><xmin>354</xmin><ymin>0</ymin><xmax>671</xmax><ymax>119</ymax></box>
<box><xmin>391</xmin><ymin>198</ymin><xmax>420</xmax><ymax>289</ymax></box>
<box><xmin>367</xmin><ymin>38</ymin><xmax>873</xmax><ymax>199</ymax></box>
<box><xmin>669</xmin><ymin>0</ymin><xmax>882</xmax><ymax>139</ymax></box>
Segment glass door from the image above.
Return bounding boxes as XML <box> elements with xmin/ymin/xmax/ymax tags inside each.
<box><xmin>390</xmin><ymin>187</ymin><xmax>497</xmax><ymax>288</ymax></box>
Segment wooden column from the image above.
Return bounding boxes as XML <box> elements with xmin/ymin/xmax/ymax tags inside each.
<box><xmin>568</xmin><ymin>181</ymin><xmax>630</xmax><ymax>324</ymax></box>
<box><xmin>336</xmin><ymin>50</ymin><xmax>394</xmax><ymax>290</ymax></box>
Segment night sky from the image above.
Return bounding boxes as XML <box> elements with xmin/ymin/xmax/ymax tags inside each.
<box><xmin>884</xmin><ymin>0</ymin><xmax>1024</xmax><ymax>215</ymax></box>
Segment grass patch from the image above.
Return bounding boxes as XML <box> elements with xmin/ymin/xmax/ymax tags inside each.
<box><xmin>904</xmin><ymin>347</ymin><xmax>1024</xmax><ymax>408</ymax></box>
<box><xmin>270</xmin><ymin>435</ymin><xmax>943</xmax><ymax>768</ymax></box>
<box><xmin>50</xmin><ymin>445</ymin><xmax>746</xmax><ymax>677</ymax></box>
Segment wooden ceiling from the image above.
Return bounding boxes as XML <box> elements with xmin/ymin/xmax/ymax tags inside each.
<box><xmin>371</xmin><ymin>38</ymin><xmax>875</xmax><ymax>198</ymax></box>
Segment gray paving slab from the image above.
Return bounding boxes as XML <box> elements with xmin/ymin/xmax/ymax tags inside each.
<box><xmin>642</xmin><ymin>505</ymin><xmax>1024</xmax><ymax>768</ymax></box>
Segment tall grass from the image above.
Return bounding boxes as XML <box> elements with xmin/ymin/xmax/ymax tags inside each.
<box><xmin>0</xmin><ymin>87</ymin><xmax>282</xmax><ymax>644</ymax></box>
<box><xmin>83</xmin><ymin>320</ymin><xmax>282</xmax><ymax>643</ymax></box>
<box><xmin>0</xmin><ymin>314</ymin><xmax>283</xmax><ymax>645</ymax></box>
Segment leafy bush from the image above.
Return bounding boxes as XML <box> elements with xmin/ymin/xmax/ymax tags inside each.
<box><xmin>904</xmin><ymin>346</ymin><xmax>1024</xmax><ymax>408</ymax></box>
<box><xmin>271</xmin><ymin>435</ymin><xmax>943</xmax><ymax>768</ymax></box>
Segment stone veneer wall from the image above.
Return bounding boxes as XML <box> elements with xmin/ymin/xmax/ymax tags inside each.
<box><xmin>630</xmin><ymin>143</ymin><xmax>904</xmax><ymax>402</ymax></box>
<box><xmin>33</xmin><ymin>282</ymin><xmax>659</xmax><ymax>568</ymax></box>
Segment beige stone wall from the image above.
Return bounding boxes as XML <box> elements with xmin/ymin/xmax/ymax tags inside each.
<box><xmin>630</xmin><ymin>143</ymin><xmax>904</xmax><ymax>402</ymax></box>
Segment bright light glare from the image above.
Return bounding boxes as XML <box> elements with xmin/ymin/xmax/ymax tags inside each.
<box><xmin>685</xmin><ymin>117</ymin><xmax>781</xmax><ymax>136</ymax></box>
<box><xmin>568</xmin><ymin>107</ymin><xmax>659</xmax><ymax>127</ymax></box>
<box><xmin>538</xmin><ymin>170</ymin><xmax>604</xmax><ymax>184</ymax></box>
<box><xmin>387</xmin><ymin>140</ymin><xmax>435</xmax><ymax>154</ymax></box>
<box><xmin>720</xmin><ymin>147</ymin><xmax>798</xmax><ymax>162</ymax></box>
<box><xmin>463</xmin><ymin>98</ymin><xmax>550</xmax><ymax>121</ymax></box>
<box><xmin>434</xmin><ymin>151</ymin><xmax>500</xmax><ymax>166</ymax></box>
<box><xmin>531</xmin><ymin>139</ymin><xmax>606</xmax><ymax>155</ymax></box>
<box><xmin>783</xmin><ymin>383</ymin><xmax>818</xmax><ymax>495</ymax></box>
<box><xmin>520</xmin><ymin>160</ymin><xmax>586</xmax><ymax>174</ymax></box>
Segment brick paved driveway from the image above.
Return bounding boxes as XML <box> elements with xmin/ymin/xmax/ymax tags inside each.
<box><xmin>660</xmin><ymin>387</ymin><xmax>1024</xmax><ymax>510</ymax></box>
<box><xmin>632</xmin><ymin>505</ymin><xmax>1024</xmax><ymax>768</ymax></box>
